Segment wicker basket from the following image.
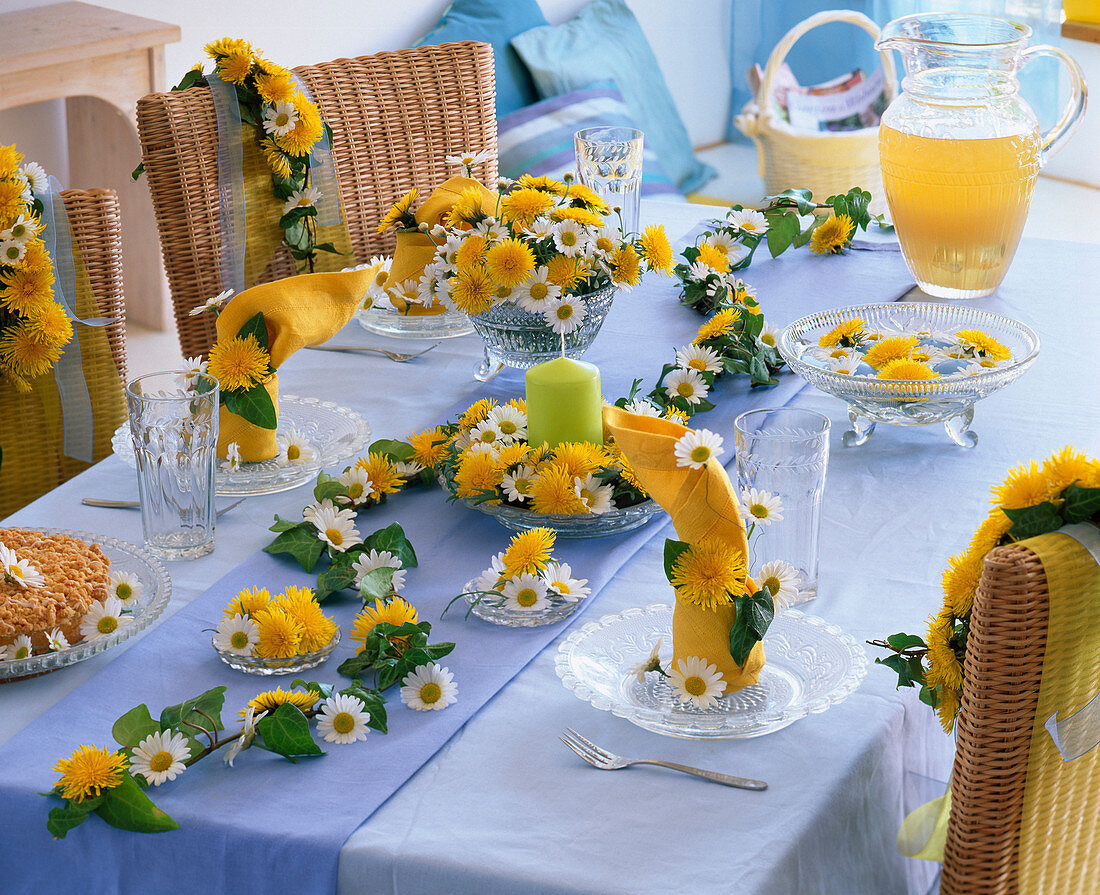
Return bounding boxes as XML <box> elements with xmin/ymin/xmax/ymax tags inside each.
<box><xmin>734</xmin><ymin>10</ymin><xmax>898</xmax><ymax>208</ymax></box>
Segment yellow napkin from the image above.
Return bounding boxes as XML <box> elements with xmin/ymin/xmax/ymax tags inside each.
<box><xmin>603</xmin><ymin>405</ymin><xmax>765</xmax><ymax>691</ymax></box>
<box><xmin>215</xmin><ymin>264</ymin><xmax>380</xmax><ymax>461</ymax></box>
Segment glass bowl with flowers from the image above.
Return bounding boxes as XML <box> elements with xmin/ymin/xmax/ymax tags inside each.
<box><xmin>211</xmin><ymin>583</ymin><xmax>340</xmax><ymax>675</ymax></box>
<box><xmin>779</xmin><ymin>302</ymin><xmax>1039</xmax><ymax>448</ymax></box>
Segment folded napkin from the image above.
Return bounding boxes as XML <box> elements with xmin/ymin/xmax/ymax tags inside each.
<box><xmin>603</xmin><ymin>405</ymin><xmax>764</xmax><ymax>692</ymax></box>
<box><xmin>216</xmin><ymin>265</ymin><xmax>381</xmax><ymax>461</ymax></box>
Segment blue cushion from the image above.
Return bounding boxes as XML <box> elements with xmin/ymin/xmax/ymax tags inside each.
<box><xmin>496</xmin><ymin>83</ymin><xmax>685</xmax><ymax>201</ymax></box>
<box><xmin>414</xmin><ymin>0</ymin><xmax>548</xmax><ymax>118</ymax></box>
<box><xmin>510</xmin><ymin>0</ymin><xmax>716</xmax><ymax>194</ymax></box>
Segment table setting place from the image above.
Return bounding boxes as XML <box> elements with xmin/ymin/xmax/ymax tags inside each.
<box><xmin>2</xmin><ymin>16</ymin><xmax>1099</xmax><ymax>895</ymax></box>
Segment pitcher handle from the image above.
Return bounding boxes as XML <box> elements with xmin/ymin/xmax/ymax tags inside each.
<box><xmin>1020</xmin><ymin>44</ymin><xmax>1088</xmax><ymax>164</ymax></box>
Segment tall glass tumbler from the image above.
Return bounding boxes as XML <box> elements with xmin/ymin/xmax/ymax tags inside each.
<box><xmin>574</xmin><ymin>126</ymin><xmax>644</xmax><ymax>237</ymax></box>
<box><xmin>126</xmin><ymin>372</ymin><xmax>219</xmax><ymax>560</ymax></box>
<box><xmin>734</xmin><ymin>408</ymin><xmax>830</xmax><ymax>605</ymax></box>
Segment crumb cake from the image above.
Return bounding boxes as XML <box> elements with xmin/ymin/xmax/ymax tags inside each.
<box><xmin>0</xmin><ymin>529</ymin><xmax>111</xmax><ymax>653</ymax></box>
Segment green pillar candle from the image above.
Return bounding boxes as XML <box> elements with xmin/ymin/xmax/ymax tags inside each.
<box><xmin>525</xmin><ymin>357</ymin><xmax>604</xmax><ymax>448</ymax></box>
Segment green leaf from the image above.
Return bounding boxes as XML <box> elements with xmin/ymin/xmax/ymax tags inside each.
<box><xmin>223</xmin><ymin>384</ymin><xmax>277</xmax><ymax>430</ymax></box>
<box><xmin>369</xmin><ymin>438</ymin><xmax>415</xmax><ymax>463</ymax></box>
<box><xmin>269</xmin><ymin>514</ymin><xmax>303</xmax><ymax>533</ymax></box>
<box><xmin>728</xmin><ymin>590</ymin><xmax>774</xmax><ymax>666</ymax></box>
<box><xmin>764</xmin><ymin>188</ymin><xmax>817</xmax><ymax>215</ymax></box>
<box><xmin>363</xmin><ymin>522</ymin><xmax>418</xmax><ymax>569</ymax></box>
<box><xmin>284</xmin><ymin>220</ymin><xmax>309</xmax><ymax>251</ymax></box>
<box><xmin>313</xmin><ymin>471</ymin><xmax>345</xmax><ymax>503</ymax></box>
<box><xmin>875</xmin><ymin>653</ymin><xmax>917</xmax><ymax>688</ymax></box>
<box><xmin>358</xmin><ymin>566</ymin><xmax>400</xmax><ymax>604</ymax></box>
<box><xmin>886</xmin><ymin>632</ymin><xmax>927</xmax><ymax>651</ymax></box>
<box><xmin>749</xmin><ymin>356</ymin><xmax>771</xmax><ymax>383</ymax></box>
<box><xmin>766</xmin><ymin>212</ymin><xmax>800</xmax><ymax>258</ymax></box>
<box><xmin>256</xmin><ymin>704</ymin><xmax>324</xmax><ymax>760</ymax></box>
<box><xmin>663</xmin><ymin>539</ymin><xmax>691</xmax><ymax>581</ymax></box>
<box><xmin>170</xmin><ymin>68</ymin><xmax>207</xmax><ymax>93</ymax></box>
<box><xmin>919</xmin><ymin>684</ymin><xmax>939</xmax><ymax>708</ymax></box>
<box><xmin>337</xmin><ymin>652</ymin><xmax>375</xmax><ymax>679</ymax></box>
<box><xmin>160</xmin><ymin>687</ymin><xmax>226</xmax><ymax>739</ymax></box>
<box><xmin>1062</xmin><ymin>484</ymin><xmax>1100</xmax><ymax>524</ymax></box>
<box><xmin>263</xmin><ymin>524</ymin><xmax>326</xmax><ymax>572</ymax></box>
<box><xmin>112</xmin><ymin>704</ymin><xmax>162</xmax><ymax>749</ymax></box>
<box><xmin>424</xmin><ymin>640</ymin><xmax>456</xmax><ymax>661</ymax></box>
<box><xmin>47</xmin><ymin>802</ymin><xmax>96</xmax><ymax>839</ymax></box>
<box><xmin>279</xmin><ymin>205</ymin><xmax>317</xmax><ymax>229</ymax></box>
<box><xmin>315</xmin><ymin>549</ymin><xmax>363</xmax><ymax>602</ymax></box>
<box><xmin>1003</xmin><ymin>501</ymin><xmax>1064</xmax><ymax>541</ymax></box>
<box><xmin>235</xmin><ymin>311</ymin><xmax>270</xmax><ymax>353</ymax></box>
<box><xmin>340</xmin><ymin>684</ymin><xmax>388</xmax><ymax>733</ymax></box>
<box><xmin>292</xmin><ymin>679</ymin><xmax>335</xmax><ymax>700</ymax></box>
<box><xmin>130</xmin><ymin>162</ymin><xmax>145</xmax><ymax>181</ymax></box>
<box><xmin>95</xmin><ymin>774</ymin><xmax>178</xmax><ymax>834</ymax></box>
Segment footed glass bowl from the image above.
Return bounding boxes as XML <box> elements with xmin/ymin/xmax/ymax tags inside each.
<box><xmin>213</xmin><ymin>630</ymin><xmax>340</xmax><ymax>676</ymax></box>
<box><xmin>357</xmin><ymin>305</ymin><xmax>473</xmax><ymax>340</ymax></box>
<box><xmin>460</xmin><ymin>579</ymin><xmax>584</xmax><ymax>627</ymax></box>
<box><xmin>779</xmin><ymin>303</ymin><xmax>1039</xmax><ymax>448</ymax></box>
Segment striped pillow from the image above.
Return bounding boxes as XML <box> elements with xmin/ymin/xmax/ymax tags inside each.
<box><xmin>496</xmin><ymin>83</ymin><xmax>685</xmax><ymax>200</ymax></box>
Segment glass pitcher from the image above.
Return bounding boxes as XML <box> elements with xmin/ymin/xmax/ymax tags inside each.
<box><xmin>876</xmin><ymin>14</ymin><xmax>1087</xmax><ymax>298</ymax></box>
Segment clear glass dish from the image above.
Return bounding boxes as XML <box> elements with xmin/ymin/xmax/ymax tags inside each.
<box><xmin>459</xmin><ymin>579</ymin><xmax>583</xmax><ymax>627</ymax></box>
<box><xmin>356</xmin><ymin>305</ymin><xmax>474</xmax><ymax>339</ymax></box>
<box><xmin>779</xmin><ymin>302</ymin><xmax>1039</xmax><ymax>447</ymax></box>
<box><xmin>555</xmin><ymin>604</ymin><xmax>867</xmax><ymax>739</ymax></box>
<box><xmin>113</xmin><ymin>395</ymin><xmax>372</xmax><ymax>495</ymax></box>
<box><xmin>0</xmin><ymin>529</ymin><xmax>172</xmax><ymax>682</ymax></box>
<box><xmin>212</xmin><ymin>629</ymin><xmax>341</xmax><ymax>676</ymax></box>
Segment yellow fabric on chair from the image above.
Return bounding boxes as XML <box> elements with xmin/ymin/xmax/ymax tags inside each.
<box><xmin>214</xmin><ymin>264</ymin><xmax>380</xmax><ymax>461</ymax></box>
<box><xmin>603</xmin><ymin>405</ymin><xmax>764</xmax><ymax>692</ymax></box>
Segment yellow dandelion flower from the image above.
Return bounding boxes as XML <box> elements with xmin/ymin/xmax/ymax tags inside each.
<box><xmin>354</xmin><ymin>451</ymin><xmax>404</xmax><ymax>499</ymax></box>
<box><xmin>457</xmin><ymin>398</ymin><xmax>495</xmax><ymax>429</ymax></box>
<box><xmin>252</xmin><ymin>607</ymin><xmax>303</xmax><ymax>659</ymax></box>
<box><xmin>876</xmin><ymin>358</ymin><xmax>938</xmax><ymax>381</ymax></box>
<box><xmin>1041</xmin><ymin>446</ymin><xmax>1094</xmax><ymax>495</ymax></box>
<box><xmin>693</xmin><ymin>307</ymin><xmax>740</xmax><ymax>345</ymax></box>
<box><xmin>206</xmin><ymin>334</ymin><xmax>270</xmax><ymax>392</ymax></box>
<box><xmin>562</xmin><ymin>182</ymin><xmax>610</xmax><ymax>214</ymax></box>
<box><xmin>991</xmin><ymin>459</ymin><xmax>1047</xmax><ymax>510</ymax></box>
<box><xmin>53</xmin><ymin>745</ymin><xmax>128</xmax><ymax>802</ymax></box>
<box><xmin>486</xmin><ymin>237</ymin><xmax>536</xmax><ymax>288</ymax></box>
<box><xmin>217</xmin><ymin>50</ymin><xmax>253</xmax><ymax>85</ymax></box>
<box><xmin>223</xmin><ymin>586</ymin><xmax>271</xmax><ymax>618</ymax></box>
<box><xmin>350</xmin><ymin>596</ymin><xmax>419</xmax><ymax>652</ymax></box>
<box><xmin>454</xmin><ymin>234</ymin><xmax>489</xmax><ymax>269</ymax></box>
<box><xmin>275</xmin><ymin>589</ymin><xmax>336</xmax><ymax>652</ymax></box>
<box><xmin>550</xmin><ymin>206</ymin><xmax>605</xmax><ymax>229</ymax></box>
<box><xmin>0</xmin><ymin>178</ymin><xmax>27</xmax><ymax>226</ymax></box>
<box><xmin>0</xmin><ymin>265</ymin><xmax>54</xmax><ymax>315</ymax></box>
<box><xmin>669</xmin><ymin>537</ymin><xmax>748</xmax><ymax>610</ymax></box>
<box><xmin>244</xmin><ymin>686</ymin><xmax>318</xmax><ymax>718</ymax></box>
<box><xmin>450</xmin><ymin>265</ymin><xmax>495</xmax><ymax>315</ymax></box>
<box><xmin>19</xmin><ymin>238</ymin><xmax>50</xmax><ymax>273</ymax></box>
<box><xmin>376</xmin><ymin>188</ymin><xmax>420</xmax><ymax>235</ymax></box>
<box><xmin>0</xmin><ymin>323</ymin><xmax>62</xmax><ymax>379</ymax></box>
<box><xmin>443</xmin><ymin>187</ymin><xmax>489</xmax><ymax>229</ymax></box>
<box><xmin>955</xmin><ymin>328</ymin><xmax>1012</xmax><ymax>361</ymax></box>
<box><xmin>545</xmin><ymin>254</ymin><xmax>581</xmax><ymax>290</ymax></box>
<box><xmin>499</xmin><ymin>188</ymin><xmax>556</xmax><ymax>228</ymax></box>
<box><xmin>968</xmin><ymin>512</ymin><xmax>1013</xmax><ymax>557</ymax></box>
<box><xmin>863</xmin><ymin>335</ymin><xmax>921</xmax><ymax>370</ymax></box>
<box><xmin>407</xmin><ymin>426</ymin><xmax>449</xmax><ymax>470</ymax></box>
<box><xmin>818</xmin><ymin>317</ymin><xmax>866</xmax><ymax>348</ymax></box>
<box><xmin>528</xmin><ymin>462</ymin><xmax>587</xmax><ymax>514</ymax></box>
<box><xmin>205</xmin><ymin>36</ymin><xmax>253</xmax><ymax>59</ymax></box>
<box><xmin>260</xmin><ymin>137</ymin><xmax>292</xmax><ymax>180</ymax></box>
<box><xmin>274</xmin><ymin>97</ymin><xmax>323</xmax><ymax>157</ymax></box>
<box><xmin>24</xmin><ymin>301</ymin><xmax>73</xmax><ymax>348</ymax></box>
<box><xmin>696</xmin><ymin>242</ymin><xmax>730</xmax><ymax>273</ymax></box>
<box><xmin>255</xmin><ymin>70</ymin><xmax>297</xmax><ymax>105</ymax></box>
<box><xmin>515</xmin><ymin>174</ymin><xmax>567</xmax><ymax>195</ymax></box>
<box><xmin>0</xmin><ymin>144</ymin><xmax>23</xmax><ymax>178</ymax></box>
<box><xmin>501</xmin><ymin>527</ymin><xmax>556</xmax><ymax>579</ymax></box>
<box><xmin>809</xmin><ymin>214</ymin><xmax>854</xmax><ymax>255</ymax></box>
<box><xmin>935</xmin><ymin>685</ymin><xmax>961</xmax><ymax>733</ymax></box>
<box><xmin>550</xmin><ymin>441</ymin><xmax>606</xmax><ymax>481</ymax></box>
<box><xmin>454</xmin><ymin>448</ymin><xmax>502</xmax><ymax>501</ymax></box>
<box><xmin>605</xmin><ymin>443</ymin><xmax>647</xmax><ymax>494</ymax></box>
<box><xmin>640</xmin><ymin>225</ymin><xmax>673</xmax><ymax>274</ymax></box>
<box><xmin>611</xmin><ymin>243</ymin><xmax>641</xmax><ymax>287</ymax></box>
<box><xmin>493</xmin><ymin>442</ymin><xmax>530</xmax><ymax>471</ymax></box>
<box><xmin>941</xmin><ymin>551</ymin><xmax>983</xmax><ymax>618</ymax></box>
<box><xmin>664</xmin><ymin>407</ymin><xmax>690</xmax><ymax>424</ymax></box>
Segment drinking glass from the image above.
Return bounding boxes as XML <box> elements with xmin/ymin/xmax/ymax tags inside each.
<box><xmin>574</xmin><ymin>126</ymin><xmax>644</xmax><ymax>237</ymax></box>
<box><xmin>734</xmin><ymin>408</ymin><xmax>830</xmax><ymax>605</ymax></box>
<box><xmin>126</xmin><ymin>371</ymin><xmax>219</xmax><ymax>560</ymax></box>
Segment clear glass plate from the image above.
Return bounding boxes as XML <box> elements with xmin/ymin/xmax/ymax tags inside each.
<box><xmin>460</xmin><ymin>579</ymin><xmax>583</xmax><ymax>627</ymax></box>
<box><xmin>0</xmin><ymin>529</ymin><xmax>172</xmax><ymax>682</ymax></box>
<box><xmin>212</xmin><ymin>629</ymin><xmax>341</xmax><ymax>676</ymax></box>
<box><xmin>113</xmin><ymin>395</ymin><xmax>372</xmax><ymax>496</ymax></box>
<box><xmin>555</xmin><ymin>604</ymin><xmax>867</xmax><ymax>739</ymax></box>
<box><xmin>356</xmin><ymin>305</ymin><xmax>474</xmax><ymax>339</ymax></box>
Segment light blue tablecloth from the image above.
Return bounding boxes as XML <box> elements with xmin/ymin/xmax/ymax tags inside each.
<box><xmin>2</xmin><ymin>201</ymin><xmax>1097</xmax><ymax>895</ymax></box>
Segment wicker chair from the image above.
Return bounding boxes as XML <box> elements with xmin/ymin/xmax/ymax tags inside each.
<box><xmin>136</xmin><ymin>41</ymin><xmax>498</xmax><ymax>359</ymax></box>
<box><xmin>940</xmin><ymin>540</ymin><xmax>1098</xmax><ymax>894</ymax></box>
<box><xmin>0</xmin><ymin>188</ymin><xmax>128</xmax><ymax>520</ymax></box>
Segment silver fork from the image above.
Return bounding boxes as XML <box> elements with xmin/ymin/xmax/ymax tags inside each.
<box><xmin>82</xmin><ymin>497</ymin><xmax>246</xmax><ymax>517</ymax></box>
<box><xmin>304</xmin><ymin>341</ymin><xmax>441</xmax><ymax>362</ymax></box>
<box><xmin>560</xmin><ymin>728</ymin><xmax>767</xmax><ymax>790</ymax></box>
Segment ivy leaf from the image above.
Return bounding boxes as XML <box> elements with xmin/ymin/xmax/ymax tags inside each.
<box><xmin>292</xmin><ymin>679</ymin><xmax>335</xmax><ymax>700</ymax></box>
<box><xmin>264</xmin><ymin>523</ymin><xmax>326</xmax><ymax>572</ymax></box>
<box><xmin>766</xmin><ymin>212</ymin><xmax>800</xmax><ymax>258</ymax></box>
<box><xmin>875</xmin><ymin>653</ymin><xmax>917</xmax><ymax>688</ymax></box>
<box><xmin>269</xmin><ymin>514</ymin><xmax>303</xmax><ymax>533</ymax></box>
<box><xmin>313</xmin><ymin>242</ymin><xmax>344</xmax><ymax>255</ymax></box>
<box><xmin>279</xmin><ymin>205</ymin><xmax>317</xmax><ymax>229</ymax></box>
<box><xmin>728</xmin><ymin>590</ymin><xmax>774</xmax><ymax>666</ymax></box>
<box><xmin>255</xmin><ymin>704</ymin><xmax>324</xmax><ymax>761</ymax></box>
<box><xmin>764</xmin><ymin>188</ymin><xmax>816</xmax><ymax>215</ymax></box>
<box><xmin>95</xmin><ymin>774</ymin><xmax>178</xmax><ymax>834</ymax></box>
<box><xmin>918</xmin><ymin>685</ymin><xmax>939</xmax><ymax>708</ymax></box>
<box><xmin>749</xmin><ymin>356</ymin><xmax>771</xmax><ymax>384</ymax></box>
<box><xmin>369</xmin><ymin>438</ymin><xmax>415</xmax><ymax>463</ymax></box>
<box><xmin>424</xmin><ymin>640</ymin><xmax>456</xmax><ymax>661</ymax></box>
<box><xmin>886</xmin><ymin>632</ymin><xmax>927</xmax><ymax>651</ymax></box>
<box><xmin>223</xmin><ymin>384</ymin><xmax>277</xmax><ymax>430</ymax></box>
<box><xmin>358</xmin><ymin>566</ymin><xmax>400</xmax><ymax>604</ymax></box>
<box><xmin>112</xmin><ymin>704</ymin><xmax>162</xmax><ymax>749</ymax></box>
<box><xmin>130</xmin><ymin>162</ymin><xmax>145</xmax><ymax>181</ymax></box>
<box><xmin>663</xmin><ymin>539</ymin><xmax>690</xmax><ymax>581</ymax></box>
<box><xmin>47</xmin><ymin>803</ymin><xmax>94</xmax><ymax>839</ymax></box>
<box><xmin>337</xmin><ymin>653</ymin><xmax>374</xmax><ymax>679</ymax></box>
<box><xmin>313</xmin><ymin>471</ymin><xmax>345</xmax><ymax>503</ymax></box>
<box><xmin>1003</xmin><ymin>501</ymin><xmax>1064</xmax><ymax>541</ymax></box>
<box><xmin>160</xmin><ymin>687</ymin><xmax>226</xmax><ymax>739</ymax></box>
<box><xmin>1062</xmin><ymin>485</ymin><xmax>1100</xmax><ymax>524</ymax></box>
<box><xmin>234</xmin><ymin>311</ymin><xmax>269</xmax><ymax>353</ymax></box>
<box><xmin>341</xmin><ymin>684</ymin><xmax>388</xmax><ymax>733</ymax></box>
<box><xmin>284</xmin><ymin>221</ymin><xmax>309</xmax><ymax>251</ymax></box>
<box><xmin>363</xmin><ymin>522</ymin><xmax>418</xmax><ymax>569</ymax></box>
<box><xmin>315</xmin><ymin>548</ymin><xmax>363</xmax><ymax>602</ymax></box>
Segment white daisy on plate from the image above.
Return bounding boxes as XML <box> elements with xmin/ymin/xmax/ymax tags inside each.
<box><xmin>275</xmin><ymin>427</ymin><xmax>316</xmax><ymax>467</ymax></box>
<box><xmin>741</xmin><ymin>487</ymin><xmax>784</xmax><ymax>526</ymax></box>
<box><xmin>18</xmin><ymin>161</ymin><xmax>48</xmax><ymax>194</ymax></box>
<box><xmin>336</xmin><ymin>466</ymin><xmax>373</xmax><ymax>508</ymax></box>
<box><xmin>574</xmin><ymin>475</ymin><xmax>613</xmax><ymax>515</ymax></box>
<box><xmin>542</xmin><ymin>561</ymin><xmax>589</xmax><ymax>603</ymax></box>
<box><xmin>0</xmin><ymin>543</ymin><xmax>44</xmax><ymax>588</ymax></box>
<box><xmin>281</xmin><ymin>186</ymin><xmax>323</xmax><ymax>216</ymax></box>
<box><xmin>3</xmin><ymin>634</ymin><xmax>33</xmax><ymax>661</ymax></box>
<box><xmin>552</xmin><ymin>219</ymin><xmax>589</xmax><ymax>257</ymax></box>
<box><xmin>514</xmin><ymin>266</ymin><xmax>561</xmax><ymax>314</ymax></box>
<box><xmin>473</xmin><ymin>551</ymin><xmax>506</xmax><ymax>593</ymax></box>
<box><xmin>502</xmin><ymin>464</ymin><xmax>538</xmax><ymax>503</ymax></box>
<box><xmin>664</xmin><ymin>368</ymin><xmax>709</xmax><ymax>405</ymax></box>
<box><xmin>623</xmin><ymin>398</ymin><xmax>661</xmax><ymax>417</ymax></box>
<box><xmin>501</xmin><ymin>573</ymin><xmax>549</xmax><ymax>611</ymax></box>
<box><xmin>470</xmin><ymin>417</ymin><xmax>505</xmax><ymax>448</ymax></box>
<box><xmin>45</xmin><ymin>627</ymin><xmax>70</xmax><ymax>651</ymax></box>
<box><xmin>213</xmin><ymin>614</ymin><xmax>259</xmax><ymax>655</ymax></box>
<box><xmin>188</xmin><ymin>289</ymin><xmax>233</xmax><ymax>316</ymax></box>
<box><xmin>316</xmin><ymin>693</ymin><xmax>371</xmax><ymax>744</ymax></box>
<box><xmin>79</xmin><ymin>596</ymin><xmax>130</xmax><ymax>641</ymax></box>
<box><xmin>351</xmin><ymin>549</ymin><xmax>406</xmax><ymax>592</ymax></box>
<box><xmin>727</xmin><ymin>208</ymin><xmax>769</xmax><ymax>236</ymax></box>
<box><xmin>224</xmin><ymin>706</ymin><xmax>267</xmax><ymax>767</ymax></box>
<box><xmin>0</xmin><ymin>239</ymin><xmax>26</xmax><ymax>265</ymax></box>
<box><xmin>543</xmin><ymin>295</ymin><xmax>588</xmax><ymax>335</ymax></box>
<box><xmin>674</xmin><ymin>344</ymin><xmax>723</xmax><ymax>374</ymax></box>
<box><xmin>395</xmin><ymin>460</ymin><xmax>425</xmax><ymax>479</ymax></box>
<box><xmin>401</xmin><ymin>662</ymin><xmax>458</xmax><ymax>711</ymax></box>
<box><xmin>221</xmin><ymin>441</ymin><xmax>242</xmax><ymax>472</ymax></box>
<box><xmin>629</xmin><ymin>637</ymin><xmax>664</xmax><ymax>682</ymax></box>
<box><xmin>262</xmin><ymin>99</ymin><xmax>299</xmax><ymax>137</ymax></box>
<box><xmin>445</xmin><ymin>148</ymin><xmax>492</xmax><ymax>176</ymax></box>
<box><xmin>756</xmin><ymin>560</ymin><xmax>801</xmax><ymax>610</ymax></box>
<box><xmin>309</xmin><ymin>502</ymin><xmax>363</xmax><ymax>553</ymax></box>
<box><xmin>674</xmin><ymin>428</ymin><xmax>725</xmax><ymax>469</ymax></box>
<box><xmin>387</xmin><ymin>278</ymin><xmax>422</xmax><ymax>310</ymax></box>
<box><xmin>131</xmin><ymin>730</ymin><xmax>192</xmax><ymax>786</ymax></box>
<box><xmin>757</xmin><ymin>321</ymin><xmax>782</xmax><ymax>349</ymax></box>
<box><xmin>488</xmin><ymin>404</ymin><xmax>527</xmax><ymax>441</ymax></box>
<box><xmin>826</xmin><ymin>354</ymin><xmax>863</xmax><ymax>375</ymax></box>
<box><xmin>668</xmin><ymin>656</ymin><xmax>726</xmax><ymax>709</ymax></box>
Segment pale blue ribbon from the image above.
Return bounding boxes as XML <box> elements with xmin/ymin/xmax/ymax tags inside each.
<box><xmin>38</xmin><ymin>177</ymin><xmax>112</xmax><ymax>463</ymax></box>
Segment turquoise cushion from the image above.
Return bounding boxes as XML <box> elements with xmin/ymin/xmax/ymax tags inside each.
<box><xmin>497</xmin><ymin>83</ymin><xmax>684</xmax><ymax>200</ymax></box>
<box><xmin>510</xmin><ymin>0</ymin><xmax>716</xmax><ymax>194</ymax></box>
<box><xmin>415</xmin><ymin>0</ymin><xmax>548</xmax><ymax>118</ymax></box>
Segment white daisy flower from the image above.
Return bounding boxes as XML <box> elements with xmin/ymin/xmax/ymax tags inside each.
<box><xmin>213</xmin><ymin>614</ymin><xmax>259</xmax><ymax>655</ymax></box>
<box><xmin>0</xmin><ymin>239</ymin><xmax>26</xmax><ymax>265</ymax></box>
<box><xmin>488</xmin><ymin>404</ymin><xmax>527</xmax><ymax>441</ymax></box>
<box><xmin>514</xmin><ymin>267</ymin><xmax>561</xmax><ymax>314</ymax></box>
<box><xmin>664</xmin><ymin>368</ymin><xmax>710</xmax><ymax>405</ymax></box>
<box><xmin>623</xmin><ymin>398</ymin><xmax>661</xmax><ymax>417</ymax></box>
<box><xmin>470</xmin><ymin>417</ymin><xmax>505</xmax><ymax>448</ymax></box>
<box><xmin>222</xmin><ymin>441</ymin><xmax>242</xmax><ymax>472</ymax></box>
<box><xmin>629</xmin><ymin>637</ymin><xmax>664</xmax><ymax>682</ymax></box>
<box><xmin>14</xmin><ymin>173</ymin><xmax>32</xmax><ymax>202</ymax></box>
<box><xmin>0</xmin><ymin>214</ymin><xmax>37</xmax><ymax>245</ymax></box>
<box><xmin>501</xmin><ymin>464</ymin><xmax>538</xmax><ymax>503</ymax></box>
<box><xmin>543</xmin><ymin>295</ymin><xmax>588</xmax><ymax>335</ymax></box>
<box><xmin>959</xmin><ymin>361</ymin><xmax>992</xmax><ymax>377</ymax></box>
<box><xmin>395</xmin><ymin>460</ymin><xmax>425</xmax><ymax>478</ymax></box>
<box><xmin>445</xmin><ymin>148</ymin><xmax>492</xmax><ymax>176</ymax></box>
<box><xmin>275</xmin><ymin>427</ymin><xmax>316</xmax><ymax>467</ymax></box>
<box><xmin>3</xmin><ymin>634</ymin><xmax>33</xmax><ymax>661</ymax></box>
<box><xmin>18</xmin><ymin>161</ymin><xmax>48</xmax><ymax>194</ymax></box>
<box><xmin>224</xmin><ymin>706</ymin><xmax>267</xmax><ymax>767</ymax></box>
<box><xmin>473</xmin><ymin>551</ymin><xmax>507</xmax><ymax>593</ymax></box>
<box><xmin>45</xmin><ymin>628</ymin><xmax>70</xmax><ymax>651</ymax></box>
<box><xmin>400</xmin><ymin>662</ymin><xmax>459</xmax><ymax>711</ymax></box>
<box><xmin>756</xmin><ymin>560</ymin><xmax>800</xmax><ymax>610</ymax></box>
<box><xmin>351</xmin><ymin>549</ymin><xmax>406</xmax><ymax>592</ymax></box>
<box><xmin>309</xmin><ymin>502</ymin><xmax>363</xmax><ymax>553</ymax></box>
<box><xmin>525</xmin><ymin>216</ymin><xmax>556</xmax><ymax>240</ymax></box>
<box><xmin>826</xmin><ymin>354</ymin><xmax>863</xmax><ymax>375</ymax></box>
<box><xmin>416</xmin><ymin>270</ymin><xmax>442</xmax><ymax>306</ymax></box>
<box><xmin>727</xmin><ymin>208</ymin><xmax>769</xmax><ymax>236</ymax></box>
<box><xmin>131</xmin><ymin>730</ymin><xmax>192</xmax><ymax>786</ymax></box>
<box><xmin>335</xmin><ymin>466</ymin><xmax>373</xmax><ymax>508</ymax></box>
<box><xmin>668</xmin><ymin>656</ymin><xmax>726</xmax><ymax>709</ymax></box>
<box><xmin>316</xmin><ymin>693</ymin><xmax>371</xmax><ymax>744</ymax></box>
<box><xmin>387</xmin><ymin>277</ymin><xmax>423</xmax><ymax>310</ymax></box>
<box><xmin>574</xmin><ymin>475</ymin><xmax>614</xmax><ymax>515</ymax></box>
<box><xmin>701</xmin><ymin>230</ymin><xmax>738</xmax><ymax>256</ymax></box>
<box><xmin>182</xmin><ymin>355</ymin><xmax>208</xmax><ymax>384</ymax></box>
<box><xmin>282</xmin><ymin>186</ymin><xmax>323</xmax><ymax>216</ymax></box>
<box><xmin>262</xmin><ymin>99</ymin><xmax>299</xmax><ymax>137</ymax></box>
<box><xmin>757</xmin><ymin>322</ymin><xmax>782</xmax><ymax>349</ymax></box>
<box><xmin>473</xmin><ymin>218</ymin><xmax>507</xmax><ymax>241</ymax></box>
<box><xmin>188</xmin><ymin>289</ymin><xmax>234</xmax><ymax>316</ymax></box>
<box><xmin>0</xmin><ymin>543</ymin><xmax>44</xmax><ymax>588</ymax></box>
<box><xmin>79</xmin><ymin>596</ymin><xmax>130</xmax><ymax>641</ymax></box>
<box><xmin>674</xmin><ymin>344</ymin><xmax>723</xmax><ymax>374</ymax></box>
<box><xmin>741</xmin><ymin>487</ymin><xmax>784</xmax><ymax>526</ymax></box>
<box><xmin>687</xmin><ymin>260</ymin><xmax>717</xmax><ymax>283</ymax></box>
<box><xmin>501</xmin><ymin>573</ymin><xmax>549</xmax><ymax>610</ymax></box>
<box><xmin>674</xmin><ymin>428</ymin><xmax>725</xmax><ymax>469</ymax></box>
<box><xmin>497</xmin><ymin>177</ymin><xmax>515</xmax><ymax>191</ymax></box>
<box><xmin>542</xmin><ymin>561</ymin><xmax>590</xmax><ymax>603</ymax></box>
<box><xmin>923</xmin><ymin>346</ymin><xmax>954</xmax><ymax>368</ymax></box>
<box><xmin>552</xmin><ymin>219</ymin><xmax>589</xmax><ymax>257</ymax></box>
<box><xmin>731</xmin><ymin>278</ymin><xmax>757</xmax><ymax>303</ymax></box>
